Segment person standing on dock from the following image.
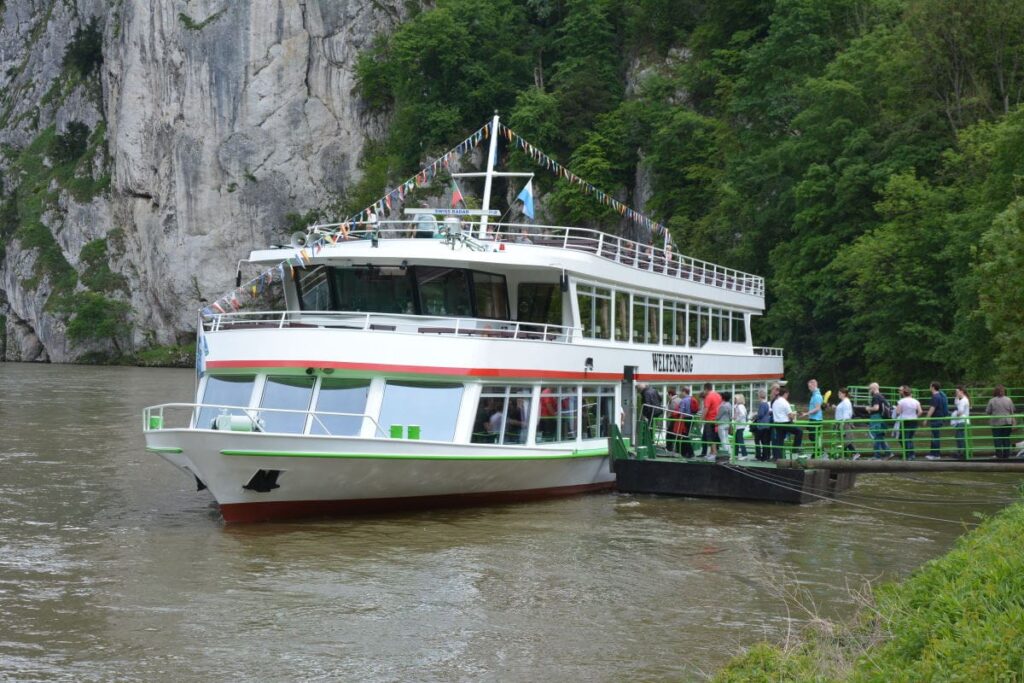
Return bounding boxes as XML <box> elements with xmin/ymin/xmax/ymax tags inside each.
<box><xmin>673</xmin><ymin>387</ymin><xmax>698</xmax><ymax>458</ymax></box>
<box><xmin>733</xmin><ymin>393</ymin><xmax>750</xmax><ymax>460</ymax></box>
<box><xmin>985</xmin><ymin>385</ymin><xmax>1016</xmax><ymax>458</ymax></box>
<box><xmin>896</xmin><ymin>385</ymin><xmax>923</xmax><ymax>459</ymax></box>
<box><xmin>925</xmin><ymin>382</ymin><xmax>950</xmax><ymax>460</ymax></box>
<box><xmin>770</xmin><ymin>386</ymin><xmax>802</xmax><ymax>459</ymax></box>
<box><xmin>753</xmin><ymin>388</ymin><xmax>772</xmax><ymax>461</ymax></box>
<box><xmin>951</xmin><ymin>385</ymin><xmax>971</xmax><ymax>459</ymax></box>
<box><xmin>700</xmin><ymin>383</ymin><xmax>721</xmax><ymax>460</ymax></box>
<box><xmin>835</xmin><ymin>387</ymin><xmax>860</xmax><ymax>459</ymax></box>
<box><xmin>717</xmin><ymin>392</ymin><xmax>733</xmax><ymax>457</ymax></box>
<box><xmin>867</xmin><ymin>382</ymin><xmax>893</xmax><ymax>459</ymax></box>
<box><xmin>801</xmin><ymin>379</ymin><xmax>824</xmax><ymax>458</ymax></box>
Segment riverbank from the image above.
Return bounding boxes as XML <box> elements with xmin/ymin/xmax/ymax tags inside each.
<box><xmin>714</xmin><ymin>498</ymin><xmax>1024</xmax><ymax>681</ymax></box>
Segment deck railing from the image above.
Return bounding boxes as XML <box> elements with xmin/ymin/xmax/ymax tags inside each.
<box><xmin>202</xmin><ymin>310</ymin><xmax>578</xmax><ymax>343</ymax></box>
<box><xmin>642</xmin><ymin>412</ymin><xmax>1024</xmax><ymax>462</ymax></box>
<box><xmin>144</xmin><ymin>402</ymin><xmax>389</xmax><ymax>438</ymax></box>
<box><xmin>307</xmin><ymin>220</ymin><xmax>765</xmax><ymax>298</ymax></box>
<box><xmin>848</xmin><ymin>384</ymin><xmax>1024</xmax><ymax>406</ymax></box>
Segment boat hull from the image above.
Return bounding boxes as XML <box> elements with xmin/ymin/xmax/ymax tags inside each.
<box><xmin>146</xmin><ymin>429</ymin><xmax>615</xmax><ymax>522</ymax></box>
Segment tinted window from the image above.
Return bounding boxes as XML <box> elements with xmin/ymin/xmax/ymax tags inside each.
<box><xmin>296</xmin><ymin>266</ymin><xmax>332</xmax><ymax>311</ymax></box>
<box><xmin>472</xmin><ymin>271</ymin><xmax>509</xmax><ymax>320</ymax></box>
<box><xmin>197</xmin><ymin>375</ymin><xmax>255</xmax><ymax>428</ymax></box>
<box><xmin>582</xmin><ymin>386</ymin><xmax>615</xmax><ymax>439</ymax></box>
<box><xmin>378</xmin><ymin>382</ymin><xmax>464</xmax><ymax>442</ymax></box>
<box><xmin>334</xmin><ymin>266</ymin><xmax>415</xmax><ymax>314</ymax></box>
<box><xmin>312</xmin><ymin>378</ymin><xmax>370</xmax><ymax>436</ymax></box>
<box><xmin>259</xmin><ymin>376</ymin><xmax>315</xmax><ymax>433</ymax></box>
<box><xmin>417</xmin><ymin>268</ymin><xmax>472</xmax><ymax>317</ymax></box>
<box><xmin>517</xmin><ymin>283</ymin><xmax>562</xmax><ymax>326</ymax></box>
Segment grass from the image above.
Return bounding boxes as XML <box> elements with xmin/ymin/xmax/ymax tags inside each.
<box><xmin>714</xmin><ymin>500</ymin><xmax>1024</xmax><ymax>682</ymax></box>
<box><xmin>132</xmin><ymin>343</ymin><xmax>196</xmax><ymax>368</ymax></box>
<box><xmin>178</xmin><ymin>10</ymin><xmax>226</xmax><ymax>31</ymax></box>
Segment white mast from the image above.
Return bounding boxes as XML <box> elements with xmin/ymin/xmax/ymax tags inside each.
<box><xmin>478</xmin><ymin>113</ymin><xmax>501</xmax><ymax>238</ymax></box>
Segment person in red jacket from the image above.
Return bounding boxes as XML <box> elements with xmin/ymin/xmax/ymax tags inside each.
<box><xmin>700</xmin><ymin>383</ymin><xmax>721</xmax><ymax>459</ymax></box>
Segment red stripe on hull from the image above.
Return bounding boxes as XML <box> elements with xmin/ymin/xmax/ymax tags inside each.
<box><xmin>218</xmin><ymin>481</ymin><xmax>615</xmax><ymax>523</ymax></box>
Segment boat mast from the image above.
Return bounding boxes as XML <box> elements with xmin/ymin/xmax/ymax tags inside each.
<box><xmin>478</xmin><ymin>113</ymin><xmax>501</xmax><ymax>238</ymax></box>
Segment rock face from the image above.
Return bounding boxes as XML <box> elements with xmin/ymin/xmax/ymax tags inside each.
<box><xmin>0</xmin><ymin>0</ymin><xmax>405</xmax><ymax>361</ymax></box>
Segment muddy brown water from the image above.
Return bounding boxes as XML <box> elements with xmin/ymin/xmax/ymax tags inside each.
<box><xmin>1</xmin><ymin>363</ymin><xmax>1019</xmax><ymax>681</ymax></box>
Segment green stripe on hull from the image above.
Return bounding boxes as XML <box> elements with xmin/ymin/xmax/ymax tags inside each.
<box><xmin>219</xmin><ymin>448</ymin><xmax>609</xmax><ymax>461</ymax></box>
<box><xmin>147</xmin><ymin>446</ymin><xmax>184</xmax><ymax>454</ymax></box>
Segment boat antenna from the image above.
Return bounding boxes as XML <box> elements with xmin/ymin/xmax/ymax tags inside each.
<box><xmin>478</xmin><ymin>112</ymin><xmax>501</xmax><ymax>239</ymax></box>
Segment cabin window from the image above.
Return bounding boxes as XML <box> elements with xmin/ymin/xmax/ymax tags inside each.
<box><xmin>471</xmin><ymin>385</ymin><xmax>532</xmax><ymax>445</ymax></box>
<box><xmin>577</xmin><ymin>284</ymin><xmax>612</xmax><ymax>340</ymax></box>
<box><xmin>632</xmin><ymin>296</ymin><xmax>658</xmax><ymax>344</ymax></box>
<box><xmin>662</xmin><ymin>300</ymin><xmax>685</xmax><ymax>346</ymax></box>
<box><xmin>417</xmin><ymin>267</ymin><xmax>472</xmax><ymax>317</ymax></box>
<box><xmin>581</xmin><ymin>386</ymin><xmax>615</xmax><ymax>439</ymax></box>
<box><xmin>675</xmin><ymin>303</ymin><xmax>687</xmax><ymax>347</ymax></box>
<box><xmin>296</xmin><ymin>266</ymin><xmax>333</xmax><ymax>311</ymax></box>
<box><xmin>732</xmin><ymin>311</ymin><xmax>746</xmax><ymax>343</ymax></box>
<box><xmin>197</xmin><ymin>375</ymin><xmax>256</xmax><ymax>428</ymax></box>
<box><xmin>517</xmin><ymin>283</ymin><xmax>562</xmax><ymax>326</ymax></box>
<box><xmin>690</xmin><ymin>306</ymin><xmax>708</xmax><ymax>346</ymax></box>
<box><xmin>378</xmin><ymin>381</ymin><xmax>464</xmax><ymax>441</ymax></box>
<box><xmin>258</xmin><ymin>376</ymin><xmax>316</xmax><ymax>433</ymax></box>
<box><xmin>614</xmin><ymin>291</ymin><xmax>630</xmax><ymax>341</ymax></box>
<box><xmin>311</xmin><ymin>378</ymin><xmax>370</xmax><ymax>436</ymax></box>
<box><xmin>538</xmin><ymin>385</ymin><xmax>578</xmax><ymax>443</ymax></box>
<box><xmin>472</xmin><ymin>271</ymin><xmax>510</xmax><ymax>320</ymax></box>
<box><xmin>333</xmin><ymin>266</ymin><xmax>415</xmax><ymax>314</ymax></box>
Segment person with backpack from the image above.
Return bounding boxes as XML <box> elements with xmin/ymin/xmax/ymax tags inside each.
<box><xmin>867</xmin><ymin>382</ymin><xmax>893</xmax><ymax>459</ymax></box>
<box><xmin>675</xmin><ymin>386</ymin><xmax>698</xmax><ymax>458</ymax></box>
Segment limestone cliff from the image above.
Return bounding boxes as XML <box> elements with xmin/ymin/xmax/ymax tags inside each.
<box><xmin>0</xmin><ymin>0</ymin><xmax>405</xmax><ymax>361</ymax></box>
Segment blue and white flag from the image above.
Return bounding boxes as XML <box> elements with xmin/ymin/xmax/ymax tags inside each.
<box><xmin>516</xmin><ymin>179</ymin><xmax>535</xmax><ymax>219</ymax></box>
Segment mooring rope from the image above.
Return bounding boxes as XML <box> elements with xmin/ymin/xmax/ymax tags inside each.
<box><xmin>719</xmin><ymin>463</ymin><xmax>982</xmax><ymax>526</ymax></box>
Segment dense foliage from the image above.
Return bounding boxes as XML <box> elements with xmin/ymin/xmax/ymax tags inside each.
<box><xmin>354</xmin><ymin>0</ymin><xmax>1024</xmax><ymax>389</ymax></box>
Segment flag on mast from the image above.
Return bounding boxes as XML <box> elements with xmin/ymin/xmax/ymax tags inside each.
<box><xmin>450</xmin><ymin>179</ymin><xmax>464</xmax><ymax>208</ymax></box>
<box><xmin>516</xmin><ymin>179</ymin><xmax>535</xmax><ymax>219</ymax></box>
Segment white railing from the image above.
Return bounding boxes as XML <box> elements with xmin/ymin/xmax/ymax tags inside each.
<box><xmin>203</xmin><ymin>310</ymin><xmax>579</xmax><ymax>343</ymax></box>
<box><xmin>752</xmin><ymin>347</ymin><xmax>784</xmax><ymax>357</ymax></box>
<box><xmin>305</xmin><ymin>220</ymin><xmax>766</xmax><ymax>298</ymax></box>
<box><xmin>144</xmin><ymin>402</ymin><xmax>388</xmax><ymax>438</ymax></box>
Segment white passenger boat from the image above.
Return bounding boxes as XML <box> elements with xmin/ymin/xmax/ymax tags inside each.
<box><xmin>143</xmin><ymin>116</ymin><xmax>784</xmax><ymax>522</ymax></box>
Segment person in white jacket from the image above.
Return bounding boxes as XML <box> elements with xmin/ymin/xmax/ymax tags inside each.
<box><xmin>951</xmin><ymin>385</ymin><xmax>971</xmax><ymax>459</ymax></box>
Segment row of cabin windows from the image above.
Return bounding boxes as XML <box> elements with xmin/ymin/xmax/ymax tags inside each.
<box><xmin>577</xmin><ymin>284</ymin><xmax>747</xmax><ymax>346</ymax></box>
<box><xmin>297</xmin><ymin>265</ymin><xmax>511</xmax><ymax>320</ymax></box>
<box><xmin>198</xmin><ymin>375</ymin><xmax>615</xmax><ymax>444</ymax></box>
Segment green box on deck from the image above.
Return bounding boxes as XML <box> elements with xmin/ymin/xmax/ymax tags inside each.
<box><xmin>407</xmin><ymin>425</ymin><xmax>421</xmax><ymax>440</ymax></box>
<box><xmin>390</xmin><ymin>424</ymin><xmax>403</xmax><ymax>439</ymax></box>
<box><xmin>148</xmin><ymin>415</ymin><xmax>163</xmax><ymax>430</ymax></box>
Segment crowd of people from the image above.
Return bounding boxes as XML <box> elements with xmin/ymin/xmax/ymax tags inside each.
<box><xmin>638</xmin><ymin>380</ymin><xmax>1020</xmax><ymax>461</ymax></box>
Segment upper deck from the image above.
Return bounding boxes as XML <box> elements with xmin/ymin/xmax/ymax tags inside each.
<box><xmin>248</xmin><ymin>221</ymin><xmax>765</xmax><ymax>311</ymax></box>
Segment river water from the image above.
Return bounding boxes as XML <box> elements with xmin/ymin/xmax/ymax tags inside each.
<box><xmin>1</xmin><ymin>363</ymin><xmax>1019</xmax><ymax>681</ymax></box>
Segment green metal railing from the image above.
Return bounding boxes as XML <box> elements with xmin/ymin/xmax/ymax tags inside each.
<box><xmin>847</xmin><ymin>385</ymin><xmax>1024</xmax><ymax>406</ymax></box>
<box><xmin>639</xmin><ymin>413</ymin><xmax>1023</xmax><ymax>462</ymax></box>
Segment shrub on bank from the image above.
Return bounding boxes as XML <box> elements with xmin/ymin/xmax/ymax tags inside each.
<box><xmin>714</xmin><ymin>501</ymin><xmax>1024</xmax><ymax>682</ymax></box>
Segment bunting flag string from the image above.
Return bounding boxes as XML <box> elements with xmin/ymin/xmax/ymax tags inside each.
<box><xmin>498</xmin><ymin>123</ymin><xmax>670</xmax><ymax>241</ymax></box>
<box><xmin>201</xmin><ymin>116</ymin><xmax>672</xmax><ymax>318</ymax></box>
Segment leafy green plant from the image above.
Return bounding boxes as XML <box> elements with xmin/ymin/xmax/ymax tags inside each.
<box><xmin>63</xmin><ymin>17</ymin><xmax>103</xmax><ymax>77</ymax></box>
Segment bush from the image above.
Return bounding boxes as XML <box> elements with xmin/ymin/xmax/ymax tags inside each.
<box><xmin>63</xmin><ymin>18</ymin><xmax>103</xmax><ymax>77</ymax></box>
<box><xmin>51</xmin><ymin>122</ymin><xmax>90</xmax><ymax>164</ymax></box>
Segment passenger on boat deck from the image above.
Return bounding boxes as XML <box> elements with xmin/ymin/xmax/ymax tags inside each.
<box><xmin>485</xmin><ymin>401</ymin><xmax>504</xmax><ymax>436</ymax></box>
<box><xmin>638</xmin><ymin>383</ymin><xmax>661</xmax><ymax>424</ymax></box>
<box><xmin>700</xmin><ymin>383</ymin><xmax>721</xmax><ymax>459</ymax></box>
<box><xmin>716</xmin><ymin>392</ymin><xmax>733</xmax><ymax>457</ymax></box>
